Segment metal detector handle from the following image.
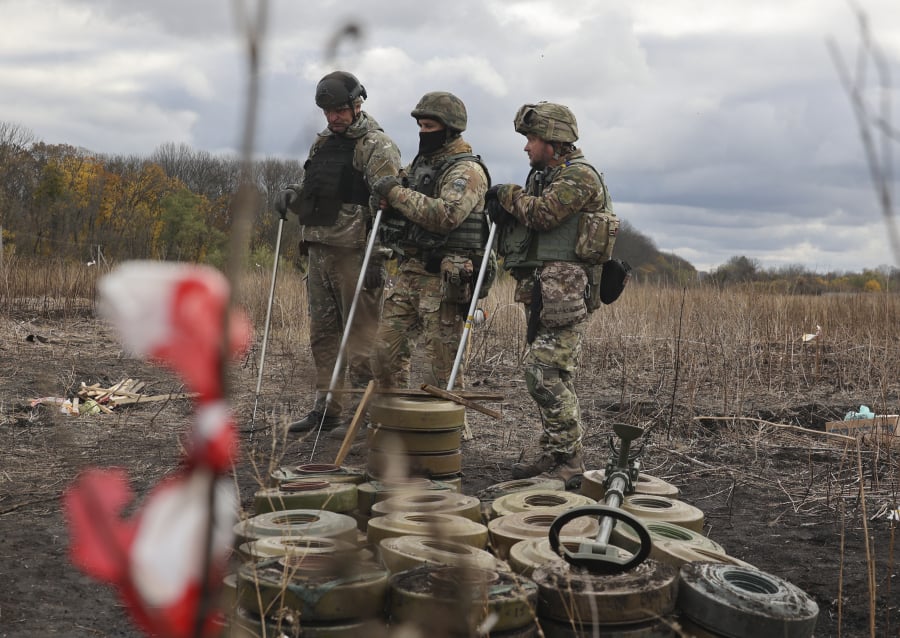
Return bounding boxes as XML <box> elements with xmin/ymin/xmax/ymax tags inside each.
<box><xmin>612</xmin><ymin>422</ymin><xmax>644</xmax><ymax>468</ymax></box>
<box><xmin>447</xmin><ymin>220</ymin><xmax>497</xmax><ymax>392</ymax></box>
<box><xmin>548</xmin><ymin>505</ymin><xmax>652</xmax><ymax>574</ymax></box>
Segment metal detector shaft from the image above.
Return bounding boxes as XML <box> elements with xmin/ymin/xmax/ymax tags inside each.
<box><xmin>447</xmin><ymin>221</ymin><xmax>497</xmax><ymax>392</ymax></box>
<box><xmin>309</xmin><ymin>209</ymin><xmax>383</xmax><ymax>460</ymax></box>
<box><xmin>323</xmin><ymin>208</ymin><xmax>383</xmax><ymax>407</ymax></box>
<box><xmin>594</xmin><ymin>423</ymin><xmax>643</xmax><ymax>547</ymax></box>
<box><xmin>250</xmin><ymin>214</ymin><xmax>285</xmax><ymax>430</ymax></box>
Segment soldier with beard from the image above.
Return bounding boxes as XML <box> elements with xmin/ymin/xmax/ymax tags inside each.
<box><xmin>486</xmin><ymin>102</ymin><xmax>615</xmax><ymax>487</ymax></box>
<box><xmin>276</xmin><ymin>71</ymin><xmax>401</xmax><ymax>433</ymax></box>
<box><xmin>369</xmin><ymin>91</ymin><xmax>490</xmax><ymax>391</ymax></box>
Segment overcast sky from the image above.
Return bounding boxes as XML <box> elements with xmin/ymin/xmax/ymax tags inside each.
<box><xmin>3</xmin><ymin>0</ymin><xmax>899</xmax><ymax>273</ymax></box>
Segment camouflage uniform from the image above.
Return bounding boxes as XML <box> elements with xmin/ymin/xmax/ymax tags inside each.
<box><xmin>492</xmin><ymin>102</ymin><xmax>609</xmax><ymax>483</ymax></box>
<box><xmin>372</xmin><ymin>93</ymin><xmax>489</xmax><ymax>390</ymax></box>
<box><xmin>285</xmin><ymin>111</ymin><xmax>401</xmax><ymax>418</ymax></box>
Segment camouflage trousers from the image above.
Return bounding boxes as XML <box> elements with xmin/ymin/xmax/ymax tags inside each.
<box><xmin>306</xmin><ymin>243</ymin><xmax>383</xmax><ymax>416</ymax></box>
<box><xmin>372</xmin><ymin>269</ymin><xmax>465</xmax><ymax>389</ymax></box>
<box><xmin>523</xmin><ymin>306</ymin><xmax>586</xmax><ymax>457</ymax></box>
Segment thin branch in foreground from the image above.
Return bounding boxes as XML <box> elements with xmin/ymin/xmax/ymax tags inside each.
<box><xmin>827</xmin><ymin>3</ymin><xmax>900</xmax><ymax>267</ymax></box>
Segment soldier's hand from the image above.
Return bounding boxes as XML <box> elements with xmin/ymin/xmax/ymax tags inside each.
<box><xmin>275</xmin><ymin>188</ymin><xmax>298</xmax><ymax>218</ymax></box>
<box><xmin>485</xmin><ymin>185</ymin><xmax>511</xmax><ymax>226</ymax></box>
<box><xmin>371</xmin><ymin>175</ymin><xmax>401</xmax><ymax>199</ymax></box>
<box><xmin>364</xmin><ymin>257</ymin><xmax>386</xmax><ymax>290</ymax></box>
<box><xmin>370</xmin><ymin>194</ymin><xmax>390</xmax><ymax>213</ymax></box>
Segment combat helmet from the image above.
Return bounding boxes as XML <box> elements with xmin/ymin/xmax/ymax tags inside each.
<box><xmin>315</xmin><ymin>71</ymin><xmax>367</xmax><ymax>109</ymax></box>
<box><xmin>411</xmin><ymin>91</ymin><xmax>467</xmax><ymax>132</ymax></box>
<box><xmin>514</xmin><ymin>102</ymin><xmax>578</xmax><ymax>143</ymax></box>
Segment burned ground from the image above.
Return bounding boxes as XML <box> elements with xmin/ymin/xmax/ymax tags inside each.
<box><xmin>0</xmin><ymin>307</ymin><xmax>897</xmax><ymax>637</ymax></box>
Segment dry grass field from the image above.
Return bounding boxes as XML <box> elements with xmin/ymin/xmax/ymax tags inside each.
<box><xmin>1</xmin><ymin>260</ymin><xmax>898</xmax><ymax>637</ymax></box>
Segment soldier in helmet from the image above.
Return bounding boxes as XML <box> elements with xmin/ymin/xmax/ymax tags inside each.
<box><xmin>486</xmin><ymin>102</ymin><xmax>611</xmax><ymax>487</ymax></box>
<box><xmin>369</xmin><ymin>91</ymin><xmax>491</xmax><ymax>391</ymax></box>
<box><xmin>276</xmin><ymin>71</ymin><xmax>401</xmax><ymax>433</ymax></box>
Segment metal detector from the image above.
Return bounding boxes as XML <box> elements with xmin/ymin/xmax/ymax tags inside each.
<box><xmin>249</xmin><ymin>207</ymin><xmax>287</xmax><ymax>438</ymax></box>
<box><xmin>447</xmin><ymin>220</ymin><xmax>497</xmax><ymax>392</ymax></box>
<box><xmin>308</xmin><ymin>208</ymin><xmax>384</xmax><ymax>460</ymax></box>
<box><xmin>548</xmin><ymin>423</ymin><xmax>653</xmax><ymax>574</ymax></box>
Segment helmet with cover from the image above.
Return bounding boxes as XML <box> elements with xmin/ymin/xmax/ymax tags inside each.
<box><xmin>315</xmin><ymin>71</ymin><xmax>367</xmax><ymax>109</ymax></box>
<box><xmin>514</xmin><ymin>102</ymin><xmax>578</xmax><ymax>143</ymax></box>
<box><xmin>411</xmin><ymin>91</ymin><xmax>467</xmax><ymax>132</ymax></box>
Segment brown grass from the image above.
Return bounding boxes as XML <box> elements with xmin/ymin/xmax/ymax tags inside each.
<box><xmin>4</xmin><ymin>258</ymin><xmax>898</xmax><ymax>637</ymax></box>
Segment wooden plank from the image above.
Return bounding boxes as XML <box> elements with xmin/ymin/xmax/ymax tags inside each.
<box><xmin>325</xmin><ymin>387</ymin><xmax>504</xmax><ymax>401</ymax></box>
<box><xmin>334</xmin><ymin>380</ymin><xmax>376</xmax><ymax>467</ymax></box>
<box><xmin>111</xmin><ymin>392</ymin><xmax>200</xmax><ymax>406</ymax></box>
<box><xmin>824</xmin><ymin>415</ymin><xmax>898</xmax><ymax>437</ymax></box>
<box><xmin>420</xmin><ymin>384</ymin><xmax>502</xmax><ymax>420</ymax></box>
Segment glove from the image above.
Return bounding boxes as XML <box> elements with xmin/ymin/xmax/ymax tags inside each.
<box><xmin>275</xmin><ymin>188</ymin><xmax>298</xmax><ymax>218</ymax></box>
<box><xmin>371</xmin><ymin>175</ymin><xmax>401</xmax><ymax>199</ymax></box>
<box><xmin>485</xmin><ymin>185</ymin><xmax>511</xmax><ymax>225</ymax></box>
<box><xmin>363</xmin><ymin>258</ymin><xmax>386</xmax><ymax>290</ymax></box>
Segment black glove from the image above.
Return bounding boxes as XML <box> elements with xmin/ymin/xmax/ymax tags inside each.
<box><xmin>485</xmin><ymin>185</ymin><xmax>510</xmax><ymax>226</ymax></box>
<box><xmin>371</xmin><ymin>175</ymin><xmax>401</xmax><ymax>199</ymax></box>
<box><xmin>275</xmin><ymin>188</ymin><xmax>298</xmax><ymax>218</ymax></box>
<box><xmin>364</xmin><ymin>258</ymin><xmax>386</xmax><ymax>290</ymax></box>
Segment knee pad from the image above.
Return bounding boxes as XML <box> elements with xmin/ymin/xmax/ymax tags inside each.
<box><xmin>525</xmin><ymin>365</ymin><xmax>563</xmax><ymax>408</ymax></box>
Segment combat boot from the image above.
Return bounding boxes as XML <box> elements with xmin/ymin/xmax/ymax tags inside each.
<box><xmin>511</xmin><ymin>452</ymin><xmax>557</xmax><ymax>479</ymax></box>
<box><xmin>540</xmin><ymin>451</ymin><xmax>586</xmax><ymax>491</ymax></box>
<box><xmin>288</xmin><ymin>410</ymin><xmax>343</xmax><ymax>433</ymax></box>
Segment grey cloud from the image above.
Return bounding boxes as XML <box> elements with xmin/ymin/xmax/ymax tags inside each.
<box><xmin>4</xmin><ymin>0</ymin><xmax>899</xmax><ymax>272</ymax></box>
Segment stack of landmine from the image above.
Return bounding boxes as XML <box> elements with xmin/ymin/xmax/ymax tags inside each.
<box><xmin>365</xmin><ymin>396</ymin><xmax>467</xmax><ymax>486</ymax></box>
<box><xmin>226</xmin><ymin>417</ymin><xmax>818</xmax><ymax>636</ymax></box>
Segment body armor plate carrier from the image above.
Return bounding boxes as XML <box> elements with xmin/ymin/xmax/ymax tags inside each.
<box><xmin>296</xmin><ymin>135</ymin><xmax>369</xmax><ymax>226</ymax></box>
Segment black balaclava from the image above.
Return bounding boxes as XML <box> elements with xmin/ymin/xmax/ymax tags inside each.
<box><xmin>418</xmin><ymin>129</ymin><xmax>448</xmax><ymax>155</ymax></box>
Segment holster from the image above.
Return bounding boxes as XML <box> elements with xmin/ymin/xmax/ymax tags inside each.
<box><xmin>526</xmin><ymin>276</ymin><xmax>543</xmax><ymax>344</ymax></box>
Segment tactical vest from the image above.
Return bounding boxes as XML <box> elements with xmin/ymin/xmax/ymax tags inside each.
<box><xmin>383</xmin><ymin>152</ymin><xmax>491</xmax><ymax>257</ymax></box>
<box><xmin>295</xmin><ymin>134</ymin><xmax>369</xmax><ymax>226</ymax></box>
<box><xmin>499</xmin><ymin>161</ymin><xmax>602</xmax><ymax>270</ymax></box>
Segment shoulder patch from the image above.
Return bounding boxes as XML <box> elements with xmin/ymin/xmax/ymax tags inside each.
<box><xmin>452</xmin><ymin>177</ymin><xmax>468</xmax><ymax>191</ymax></box>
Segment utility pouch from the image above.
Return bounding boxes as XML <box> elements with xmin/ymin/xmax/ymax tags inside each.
<box><xmin>575</xmin><ymin>212</ymin><xmax>619</xmax><ymax>264</ymax></box>
<box><xmin>599</xmin><ymin>259</ymin><xmax>632</xmax><ymax>305</ymax></box>
<box><xmin>441</xmin><ymin>256</ymin><xmax>474</xmax><ymax>304</ymax></box>
<box><xmin>584</xmin><ymin>264</ymin><xmax>604</xmax><ymax>313</ymax></box>
<box><xmin>379</xmin><ymin>208</ymin><xmax>409</xmax><ymax>248</ymax></box>
<box><xmin>526</xmin><ymin>276</ymin><xmax>543</xmax><ymax>344</ymax></box>
<box><xmin>538</xmin><ymin>262</ymin><xmax>588</xmax><ymax>328</ymax></box>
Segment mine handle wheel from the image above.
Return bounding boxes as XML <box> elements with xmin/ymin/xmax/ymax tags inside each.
<box><xmin>548</xmin><ymin>505</ymin><xmax>652</xmax><ymax>574</ymax></box>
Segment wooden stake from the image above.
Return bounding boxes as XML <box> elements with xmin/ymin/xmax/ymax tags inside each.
<box><xmin>334</xmin><ymin>380</ymin><xmax>376</xmax><ymax>466</ymax></box>
<box><xmin>420</xmin><ymin>383</ymin><xmax>501</xmax><ymax>442</ymax></box>
<box><xmin>319</xmin><ymin>387</ymin><xmax>504</xmax><ymax>401</ymax></box>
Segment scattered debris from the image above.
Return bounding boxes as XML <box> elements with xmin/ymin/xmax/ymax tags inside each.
<box><xmin>28</xmin><ymin>378</ymin><xmax>199</xmax><ymax>416</ymax></box>
<box><xmin>801</xmin><ymin>324</ymin><xmax>822</xmax><ymax>342</ymax></box>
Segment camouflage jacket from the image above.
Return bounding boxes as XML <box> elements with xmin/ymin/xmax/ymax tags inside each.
<box><xmin>496</xmin><ymin>149</ymin><xmax>603</xmax><ymax>235</ymax></box>
<box><xmin>292</xmin><ymin>112</ymin><xmax>401</xmax><ymax>249</ymax></box>
<box><xmin>496</xmin><ymin>149</ymin><xmax>604</xmax><ymax>302</ymax></box>
<box><xmin>385</xmin><ymin>136</ymin><xmax>489</xmax><ymax>275</ymax></box>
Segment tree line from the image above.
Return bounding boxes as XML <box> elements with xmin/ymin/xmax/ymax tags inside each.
<box><xmin>1</xmin><ymin>121</ymin><xmax>895</xmax><ymax>292</ymax></box>
<box><xmin>0</xmin><ymin>122</ymin><xmax>300</xmax><ymax>267</ymax></box>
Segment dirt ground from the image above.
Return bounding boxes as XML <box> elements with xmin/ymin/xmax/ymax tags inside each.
<box><xmin>1</xmin><ymin>307</ymin><xmax>898</xmax><ymax>637</ymax></box>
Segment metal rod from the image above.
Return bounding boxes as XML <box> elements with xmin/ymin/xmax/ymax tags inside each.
<box><xmin>447</xmin><ymin>220</ymin><xmax>497</xmax><ymax>392</ymax></box>
<box><xmin>250</xmin><ymin>214</ymin><xmax>285</xmax><ymax>431</ymax></box>
<box><xmin>310</xmin><ymin>209</ymin><xmax>383</xmax><ymax>460</ymax></box>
